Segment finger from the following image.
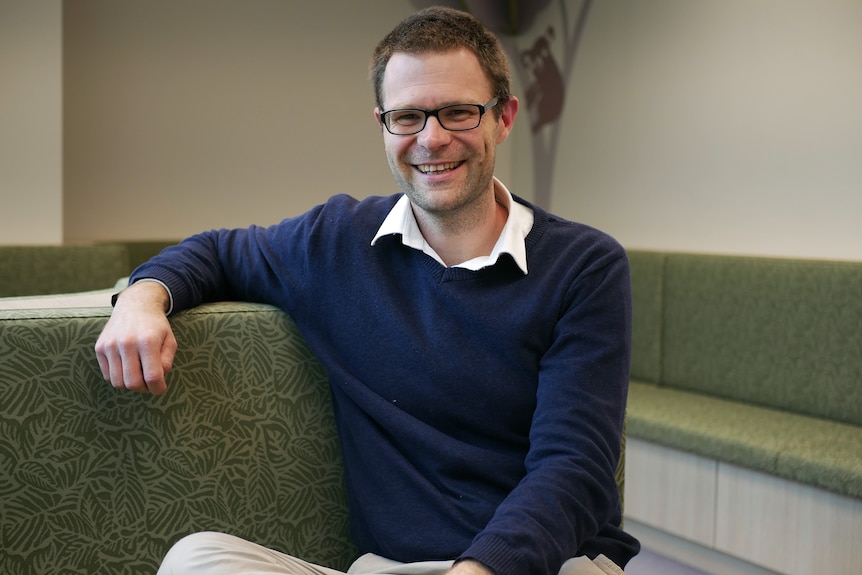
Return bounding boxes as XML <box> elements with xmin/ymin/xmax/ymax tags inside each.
<box><xmin>95</xmin><ymin>331</ymin><xmax>122</xmax><ymax>384</ymax></box>
<box><xmin>99</xmin><ymin>347</ymin><xmax>126</xmax><ymax>389</ymax></box>
<box><xmin>139</xmin><ymin>344</ymin><xmax>167</xmax><ymax>396</ymax></box>
<box><xmin>95</xmin><ymin>339</ymin><xmax>111</xmax><ymax>381</ymax></box>
<box><xmin>144</xmin><ymin>371</ymin><xmax>167</xmax><ymax>396</ymax></box>
<box><xmin>161</xmin><ymin>331</ymin><xmax>178</xmax><ymax>376</ymax></box>
<box><xmin>119</xmin><ymin>339</ymin><xmax>148</xmax><ymax>393</ymax></box>
<box><xmin>95</xmin><ymin>323</ymin><xmax>132</xmax><ymax>389</ymax></box>
<box><xmin>104</xmin><ymin>344</ymin><xmax>128</xmax><ymax>390</ymax></box>
<box><xmin>139</xmin><ymin>331</ymin><xmax>177</xmax><ymax>396</ymax></box>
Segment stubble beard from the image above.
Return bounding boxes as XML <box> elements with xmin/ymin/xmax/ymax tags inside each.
<box><xmin>388</xmin><ymin>150</ymin><xmax>497</xmax><ymax>231</ymax></box>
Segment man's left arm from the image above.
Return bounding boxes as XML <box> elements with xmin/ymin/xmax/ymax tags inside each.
<box><xmin>458</xmin><ymin>251</ymin><xmax>633</xmax><ymax>575</ymax></box>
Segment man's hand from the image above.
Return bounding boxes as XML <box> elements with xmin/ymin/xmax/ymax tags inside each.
<box><xmin>448</xmin><ymin>559</ymin><xmax>494</xmax><ymax>575</ymax></box>
<box><xmin>95</xmin><ymin>281</ymin><xmax>177</xmax><ymax>396</ymax></box>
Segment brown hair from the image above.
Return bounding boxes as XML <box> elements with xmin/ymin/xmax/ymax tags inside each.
<box><xmin>369</xmin><ymin>6</ymin><xmax>511</xmax><ymax>114</ymax></box>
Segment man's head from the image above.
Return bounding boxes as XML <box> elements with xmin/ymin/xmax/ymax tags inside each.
<box><xmin>370</xmin><ymin>7</ymin><xmax>519</xmax><ymax>225</ymax></box>
<box><xmin>369</xmin><ymin>6</ymin><xmax>512</xmax><ymax>114</ymax></box>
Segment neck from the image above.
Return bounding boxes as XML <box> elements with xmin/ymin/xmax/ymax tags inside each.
<box><xmin>412</xmin><ymin>189</ymin><xmax>508</xmax><ymax>267</ymax></box>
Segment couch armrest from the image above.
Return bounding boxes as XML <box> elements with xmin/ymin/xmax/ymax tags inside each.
<box><xmin>0</xmin><ymin>303</ymin><xmax>356</xmax><ymax>573</ymax></box>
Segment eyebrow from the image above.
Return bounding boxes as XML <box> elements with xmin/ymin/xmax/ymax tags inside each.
<box><xmin>384</xmin><ymin>99</ymin><xmax>487</xmax><ymax>111</ymax></box>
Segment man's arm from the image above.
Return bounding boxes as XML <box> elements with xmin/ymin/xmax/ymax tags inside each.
<box><xmin>95</xmin><ymin>280</ymin><xmax>177</xmax><ymax>395</ymax></box>
<box><xmin>458</xmin><ymin>246</ymin><xmax>634</xmax><ymax>575</ymax></box>
<box><xmin>92</xmin><ymin>221</ymin><xmax>288</xmax><ymax>395</ymax></box>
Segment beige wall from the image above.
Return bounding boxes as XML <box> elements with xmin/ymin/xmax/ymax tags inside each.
<box><xmin>549</xmin><ymin>0</ymin><xmax>862</xmax><ymax>261</ymax></box>
<box><xmin>3</xmin><ymin>0</ymin><xmax>860</xmax><ymax>261</ymax></box>
<box><xmin>0</xmin><ymin>0</ymin><xmax>62</xmax><ymax>244</ymax></box>
<box><xmin>61</xmin><ymin>0</ymin><xmax>512</xmax><ymax>242</ymax></box>
<box><xmin>62</xmin><ymin>0</ymin><xmax>425</xmax><ymax>242</ymax></box>
<box><xmin>61</xmin><ymin>0</ymin><xmax>518</xmax><ymax>243</ymax></box>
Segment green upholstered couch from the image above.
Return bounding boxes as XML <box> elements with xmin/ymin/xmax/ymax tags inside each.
<box><xmin>0</xmin><ymin>302</ymin><xmax>357</xmax><ymax>574</ymax></box>
<box><xmin>0</xmin><ymin>304</ymin><xmax>629</xmax><ymax>574</ymax></box>
<box><xmin>0</xmin><ymin>241</ymin><xmax>629</xmax><ymax>574</ymax></box>
<box><xmin>4</xmin><ymin>245</ymin><xmax>859</xmax><ymax>573</ymax></box>
<box><xmin>625</xmin><ymin>250</ymin><xmax>862</xmax><ymax>501</ymax></box>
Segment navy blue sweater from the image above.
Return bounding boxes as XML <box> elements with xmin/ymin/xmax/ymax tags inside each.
<box><xmin>132</xmin><ymin>193</ymin><xmax>639</xmax><ymax>575</ymax></box>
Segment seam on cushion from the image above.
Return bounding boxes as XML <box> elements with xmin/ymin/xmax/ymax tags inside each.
<box><xmin>657</xmin><ymin>253</ymin><xmax>667</xmax><ymax>387</ymax></box>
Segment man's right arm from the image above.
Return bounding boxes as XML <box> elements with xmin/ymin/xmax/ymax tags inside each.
<box><xmin>95</xmin><ymin>280</ymin><xmax>177</xmax><ymax>396</ymax></box>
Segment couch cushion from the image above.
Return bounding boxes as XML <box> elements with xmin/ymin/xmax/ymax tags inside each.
<box><xmin>660</xmin><ymin>254</ymin><xmax>862</xmax><ymax>426</ymax></box>
<box><xmin>627</xmin><ymin>381</ymin><xmax>862</xmax><ymax>500</ymax></box>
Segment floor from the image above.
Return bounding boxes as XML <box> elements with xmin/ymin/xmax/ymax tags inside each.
<box><xmin>626</xmin><ymin>548</ymin><xmax>711</xmax><ymax>575</ymax></box>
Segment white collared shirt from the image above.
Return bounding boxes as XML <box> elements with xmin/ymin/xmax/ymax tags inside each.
<box><xmin>371</xmin><ymin>177</ymin><xmax>534</xmax><ymax>274</ymax></box>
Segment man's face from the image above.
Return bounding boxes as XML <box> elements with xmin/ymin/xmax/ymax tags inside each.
<box><xmin>374</xmin><ymin>49</ymin><xmax>516</xmax><ymax>219</ymax></box>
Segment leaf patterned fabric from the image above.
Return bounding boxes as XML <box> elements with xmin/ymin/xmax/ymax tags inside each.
<box><xmin>1</xmin><ymin>303</ymin><xmax>357</xmax><ymax>575</ymax></box>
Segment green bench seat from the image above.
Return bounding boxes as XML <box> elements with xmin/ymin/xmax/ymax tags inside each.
<box><xmin>626</xmin><ymin>250</ymin><xmax>862</xmax><ymax>501</ymax></box>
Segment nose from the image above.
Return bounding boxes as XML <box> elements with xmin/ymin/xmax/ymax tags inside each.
<box><xmin>416</xmin><ymin>115</ymin><xmax>451</xmax><ymax>149</ymax></box>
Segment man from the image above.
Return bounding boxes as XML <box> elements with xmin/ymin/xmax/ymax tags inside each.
<box><xmin>95</xmin><ymin>6</ymin><xmax>639</xmax><ymax>575</ymax></box>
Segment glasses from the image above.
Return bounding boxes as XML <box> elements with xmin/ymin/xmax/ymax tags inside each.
<box><xmin>380</xmin><ymin>97</ymin><xmax>499</xmax><ymax>135</ymax></box>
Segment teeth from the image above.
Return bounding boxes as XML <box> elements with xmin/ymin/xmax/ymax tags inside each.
<box><xmin>417</xmin><ymin>162</ymin><xmax>459</xmax><ymax>173</ymax></box>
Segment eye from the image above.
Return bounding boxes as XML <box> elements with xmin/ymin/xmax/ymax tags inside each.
<box><xmin>441</xmin><ymin>105</ymin><xmax>478</xmax><ymax>124</ymax></box>
<box><xmin>389</xmin><ymin>110</ymin><xmax>424</xmax><ymax>126</ymax></box>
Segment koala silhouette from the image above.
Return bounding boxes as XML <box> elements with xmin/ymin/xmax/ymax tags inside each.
<box><xmin>521</xmin><ymin>27</ymin><xmax>565</xmax><ymax>133</ymax></box>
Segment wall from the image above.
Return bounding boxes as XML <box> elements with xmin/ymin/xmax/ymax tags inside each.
<box><xmin>546</xmin><ymin>0</ymin><xmax>862</xmax><ymax>261</ymax></box>
<box><xmin>61</xmin><ymin>0</ymin><xmax>512</xmax><ymax>242</ymax></box>
<box><xmin>3</xmin><ymin>0</ymin><xmax>859</xmax><ymax>261</ymax></box>
<box><xmin>0</xmin><ymin>0</ymin><xmax>63</xmax><ymax>244</ymax></box>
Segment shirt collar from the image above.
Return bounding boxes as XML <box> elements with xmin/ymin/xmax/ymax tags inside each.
<box><xmin>371</xmin><ymin>177</ymin><xmax>534</xmax><ymax>274</ymax></box>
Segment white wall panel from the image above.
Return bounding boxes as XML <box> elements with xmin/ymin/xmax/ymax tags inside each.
<box><xmin>625</xmin><ymin>438</ymin><xmax>717</xmax><ymax>547</ymax></box>
<box><xmin>715</xmin><ymin>463</ymin><xmax>862</xmax><ymax>575</ymax></box>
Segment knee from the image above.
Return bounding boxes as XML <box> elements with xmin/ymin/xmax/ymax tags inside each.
<box><xmin>157</xmin><ymin>531</ymin><xmax>234</xmax><ymax>575</ymax></box>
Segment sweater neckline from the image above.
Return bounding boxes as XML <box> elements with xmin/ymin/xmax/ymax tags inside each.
<box><xmin>414</xmin><ymin>200</ymin><xmax>550</xmax><ymax>283</ymax></box>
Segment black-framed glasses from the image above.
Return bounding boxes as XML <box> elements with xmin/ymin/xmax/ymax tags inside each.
<box><xmin>380</xmin><ymin>97</ymin><xmax>499</xmax><ymax>135</ymax></box>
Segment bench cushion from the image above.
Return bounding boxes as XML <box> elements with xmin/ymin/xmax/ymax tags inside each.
<box><xmin>627</xmin><ymin>381</ymin><xmax>862</xmax><ymax>499</ymax></box>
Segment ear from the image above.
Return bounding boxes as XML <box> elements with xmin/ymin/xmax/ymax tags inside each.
<box><xmin>373</xmin><ymin>106</ymin><xmax>383</xmax><ymax>128</ymax></box>
<box><xmin>496</xmin><ymin>96</ymin><xmax>519</xmax><ymax>144</ymax></box>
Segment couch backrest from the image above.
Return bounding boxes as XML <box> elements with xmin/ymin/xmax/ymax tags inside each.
<box><xmin>0</xmin><ymin>244</ymin><xmax>130</xmax><ymax>297</ymax></box>
<box><xmin>0</xmin><ymin>241</ymin><xmax>180</xmax><ymax>298</ymax></box>
<box><xmin>658</xmin><ymin>253</ymin><xmax>862</xmax><ymax>426</ymax></box>
<box><xmin>627</xmin><ymin>251</ymin><xmax>666</xmax><ymax>384</ymax></box>
<box><xmin>111</xmin><ymin>240</ymin><xmax>178</xmax><ymax>272</ymax></box>
<box><xmin>0</xmin><ymin>303</ymin><xmax>356</xmax><ymax>573</ymax></box>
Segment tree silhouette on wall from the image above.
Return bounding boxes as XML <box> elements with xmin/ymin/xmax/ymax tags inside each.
<box><xmin>409</xmin><ymin>0</ymin><xmax>593</xmax><ymax>209</ymax></box>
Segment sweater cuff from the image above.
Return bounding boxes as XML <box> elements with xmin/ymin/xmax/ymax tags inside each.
<box><xmin>459</xmin><ymin>534</ymin><xmax>528</xmax><ymax>575</ymax></box>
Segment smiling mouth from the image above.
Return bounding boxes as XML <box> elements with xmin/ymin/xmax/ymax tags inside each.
<box><xmin>415</xmin><ymin>161</ymin><xmax>463</xmax><ymax>174</ymax></box>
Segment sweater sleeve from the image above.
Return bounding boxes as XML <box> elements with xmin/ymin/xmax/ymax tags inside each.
<box><xmin>458</xmin><ymin>248</ymin><xmax>634</xmax><ymax>575</ymax></box>
<box><xmin>127</xmin><ymin>202</ymin><xmax>335</xmax><ymax>314</ymax></box>
<box><xmin>128</xmin><ymin>230</ymin><xmax>237</xmax><ymax>313</ymax></box>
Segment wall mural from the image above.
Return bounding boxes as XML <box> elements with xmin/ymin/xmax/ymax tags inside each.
<box><xmin>409</xmin><ymin>0</ymin><xmax>593</xmax><ymax>209</ymax></box>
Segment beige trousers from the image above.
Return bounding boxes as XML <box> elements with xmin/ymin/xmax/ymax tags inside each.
<box><xmin>156</xmin><ymin>532</ymin><xmax>626</xmax><ymax>575</ymax></box>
